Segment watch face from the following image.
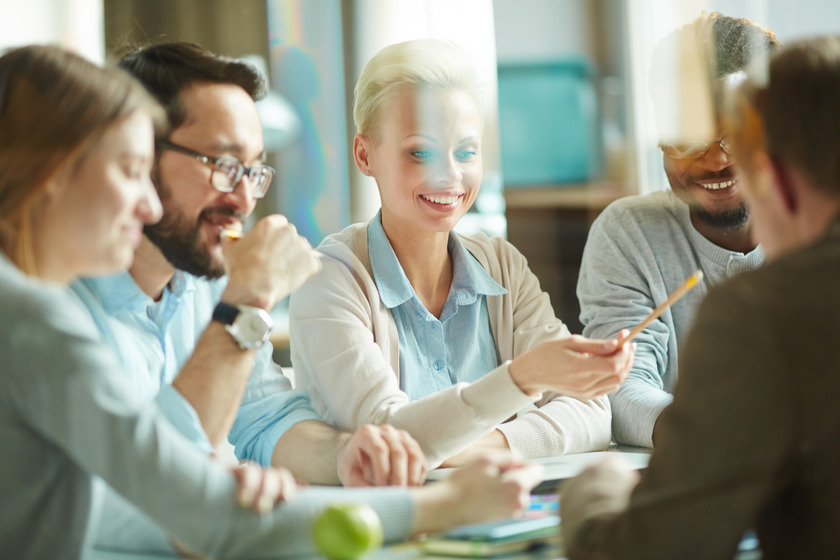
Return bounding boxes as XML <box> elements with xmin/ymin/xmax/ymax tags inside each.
<box><xmin>229</xmin><ymin>307</ymin><xmax>273</xmax><ymax>348</ymax></box>
<box><xmin>239</xmin><ymin>312</ymin><xmax>271</xmax><ymax>340</ymax></box>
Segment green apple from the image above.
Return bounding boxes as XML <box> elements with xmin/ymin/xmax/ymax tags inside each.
<box><xmin>313</xmin><ymin>503</ymin><xmax>384</xmax><ymax>559</ymax></box>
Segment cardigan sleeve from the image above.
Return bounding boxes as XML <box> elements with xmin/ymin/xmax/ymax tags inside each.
<box><xmin>475</xmin><ymin>236</ymin><xmax>612</xmax><ymax>458</ymax></box>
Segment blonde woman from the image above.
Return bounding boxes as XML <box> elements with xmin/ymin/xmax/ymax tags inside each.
<box><xmin>290</xmin><ymin>39</ymin><xmax>634</xmax><ymax>468</ymax></box>
<box><xmin>0</xmin><ymin>45</ymin><xmax>542</xmax><ymax>558</ymax></box>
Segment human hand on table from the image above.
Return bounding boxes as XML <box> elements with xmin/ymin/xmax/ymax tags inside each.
<box><xmin>412</xmin><ymin>453</ymin><xmax>544</xmax><ymax>535</ymax></box>
<box><xmin>171</xmin><ymin>461</ymin><xmax>298</xmax><ymax>558</ymax></box>
<box><xmin>560</xmin><ymin>454</ymin><xmax>640</xmax><ymax>545</ymax></box>
<box><xmin>508</xmin><ymin>330</ymin><xmax>635</xmax><ymax>400</ymax></box>
<box><xmin>337</xmin><ymin>424</ymin><xmax>427</xmax><ymax>487</ymax></box>
<box><xmin>230</xmin><ymin>461</ymin><xmax>298</xmax><ymax>513</ymax></box>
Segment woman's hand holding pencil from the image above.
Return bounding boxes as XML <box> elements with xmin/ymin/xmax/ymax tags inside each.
<box><xmin>508</xmin><ymin>331</ymin><xmax>635</xmax><ymax>400</ymax></box>
<box><xmin>504</xmin><ymin>271</ymin><xmax>702</xmax><ymax>401</ymax></box>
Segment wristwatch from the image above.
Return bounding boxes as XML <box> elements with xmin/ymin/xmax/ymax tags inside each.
<box><xmin>212</xmin><ymin>302</ymin><xmax>274</xmax><ymax>349</ymax></box>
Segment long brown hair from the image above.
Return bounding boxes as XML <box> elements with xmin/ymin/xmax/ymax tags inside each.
<box><xmin>0</xmin><ymin>45</ymin><xmax>166</xmax><ymax>274</ymax></box>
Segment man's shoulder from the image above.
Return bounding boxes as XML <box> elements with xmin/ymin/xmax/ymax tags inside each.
<box><xmin>722</xmin><ymin>234</ymin><xmax>840</xmax><ymax>306</ymax></box>
<box><xmin>598</xmin><ymin>190</ymin><xmax>682</xmax><ymax>223</ymax></box>
<box><xmin>588</xmin><ymin>190</ymin><xmax>688</xmax><ymax>249</ymax></box>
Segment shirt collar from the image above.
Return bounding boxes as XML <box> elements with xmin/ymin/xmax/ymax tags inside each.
<box><xmin>79</xmin><ymin>270</ymin><xmax>197</xmax><ymax>313</ymax></box>
<box><xmin>368</xmin><ymin>211</ymin><xmax>506</xmax><ymax>310</ymax></box>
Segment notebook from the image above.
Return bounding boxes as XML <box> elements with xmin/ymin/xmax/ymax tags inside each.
<box><xmin>421</xmin><ymin>514</ymin><xmax>560</xmax><ymax>557</ymax></box>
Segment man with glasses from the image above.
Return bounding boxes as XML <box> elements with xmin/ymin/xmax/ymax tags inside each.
<box><xmin>576</xmin><ymin>13</ymin><xmax>779</xmax><ymax>448</ymax></box>
<box><xmin>71</xmin><ymin>42</ymin><xmax>425</xmax><ymax>550</ymax></box>
<box><xmin>156</xmin><ymin>140</ymin><xmax>276</xmax><ymax>201</ymax></box>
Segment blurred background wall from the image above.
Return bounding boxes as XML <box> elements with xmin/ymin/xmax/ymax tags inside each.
<box><xmin>2</xmin><ymin>0</ymin><xmax>839</xmax><ymax>338</ymax></box>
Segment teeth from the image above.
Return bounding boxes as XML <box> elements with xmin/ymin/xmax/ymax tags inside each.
<box><xmin>703</xmin><ymin>179</ymin><xmax>736</xmax><ymax>190</ymax></box>
<box><xmin>421</xmin><ymin>194</ymin><xmax>460</xmax><ymax>204</ymax></box>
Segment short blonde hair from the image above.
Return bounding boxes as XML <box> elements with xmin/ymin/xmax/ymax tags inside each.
<box><xmin>353</xmin><ymin>39</ymin><xmax>480</xmax><ymax>142</ymax></box>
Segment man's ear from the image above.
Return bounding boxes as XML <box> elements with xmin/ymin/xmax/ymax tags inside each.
<box><xmin>767</xmin><ymin>155</ymin><xmax>798</xmax><ymax>214</ymax></box>
<box><xmin>353</xmin><ymin>134</ymin><xmax>372</xmax><ymax>176</ymax></box>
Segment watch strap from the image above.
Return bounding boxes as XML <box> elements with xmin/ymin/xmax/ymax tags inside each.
<box><xmin>212</xmin><ymin>302</ymin><xmax>239</xmax><ymax>326</ymax></box>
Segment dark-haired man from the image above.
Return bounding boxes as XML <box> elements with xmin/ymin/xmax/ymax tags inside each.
<box><xmin>562</xmin><ymin>35</ymin><xmax>840</xmax><ymax>558</ymax></box>
<box><xmin>71</xmin><ymin>42</ymin><xmax>425</xmax><ymax>549</ymax></box>
<box><xmin>577</xmin><ymin>12</ymin><xmax>779</xmax><ymax>447</ymax></box>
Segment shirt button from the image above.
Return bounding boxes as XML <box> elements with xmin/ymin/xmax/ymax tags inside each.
<box><xmin>433</xmin><ymin>360</ymin><xmax>444</xmax><ymax>371</ymax></box>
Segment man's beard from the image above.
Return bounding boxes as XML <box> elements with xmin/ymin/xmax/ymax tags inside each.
<box><xmin>144</xmin><ymin>179</ymin><xmax>242</xmax><ymax>279</ymax></box>
<box><xmin>691</xmin><ymin>202</ymin><xmax>750</xmax><ymax>230</ymax></box>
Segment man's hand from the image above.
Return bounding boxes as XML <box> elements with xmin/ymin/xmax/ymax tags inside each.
<box><xmin>336</xmin><ymin>424</ymin><xmax>427</xmax><ymax>487</ymax></box>
<box><xmin>560</xmin><ymin>454</ymin><xmax>640</xmax><ymax>546</ymax></box>
<box><xmin>221</xmin><ymin>214</ymin><xmax>321</xmax><ymax>311</ymax></box>
<box><xmin>230</xmin><ymin>461</ymin><xmax>297</xmax><ymax>514</ymax></box>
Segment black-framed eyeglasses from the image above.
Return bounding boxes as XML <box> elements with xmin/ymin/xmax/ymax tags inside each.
<box><xmin>659</xmin><ymin>137</ymin><xmax>732</xmax><ymax>160</ymax></box>
<box><xmin>157</xmin><ymin>141</ymin><xmax>275</xmax><ymax>199</ymax></box>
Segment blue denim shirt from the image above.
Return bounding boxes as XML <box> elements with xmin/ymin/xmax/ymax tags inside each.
<box><xmin>368</xmin><ymin>215</ymin><xmax>507</xmax><ymax>401</ymax></box>
<box><xmin>71</xmin><ymin>271</ymin><xmax>321</xmax><ymax>465</ymax></box>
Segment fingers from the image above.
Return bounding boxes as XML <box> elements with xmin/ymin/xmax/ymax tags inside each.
<box><xmin>336</xmin><ymin>426</ymin><xmax>389</xmax><ymax>488</ymax></box>
<box><xmin>499</xmin><ymin>462</ymin><xmax>545</xmax><ymax>509</ymax></box>
<box><xmin>586</xmin><ymin>373</ymin><xmax>625</xmax><ymax>398</ymax></box>
<box><xmin>365</xmin><ymin>424</ymin><xmax>427</xmax><ymax>486</ymax></box>
<box><xmin>339</xmin><ymin>425</ymin><xmax>428</xmax><ymax>488</ymax></box>
<box><xmin>403</xmin><ymin>433</ymin><xmax>428</xmax><ymax>486</ymax></box>
<box><xmin>453</xmin><ymin>456</ymin><xmax>545</xmax><ymax>521</ymax></box>
<box><xmin>232</xmin><ymin>462</ymin><xmax>260</xmax><ymax>510</ymax></box>
<box><xmin>231</xmin><ymin>462</ymin><xmax>297</xmax><ymax>514</ymax></box>
<box><xmin>221</xmin><ymin>214</ymin><xmax>321</xmax><ymax>309</ymax></box>
<box><xmin>359</xmin><ymin>426</ymin><xmax>392</xmax><ymax>487</ymax></box>
<box><xmin>563</xmin><ymin>334</ymin><xmax>622</xmax><ymax>356</ymax></box>
<box><xmin>575</xmin><ymin>341</ymin><xmax>634</xmax><ymax>398</ymax></box>
<box><xmin>379</xmin><ymin>425</ymin><xmax>411</xmax><ymax>487</ymax></box>
<box><xmin>273</xmin><ymin>467</ymin><xmax>298</xmax><ymax>503</ymax></box>
<box><xmin>557</xmin><ymin>335</ymin><xmax>634</xmax><ymax>398</ymax></box>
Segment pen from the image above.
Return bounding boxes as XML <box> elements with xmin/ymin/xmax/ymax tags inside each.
<box><xmin>617</xmin><ymin>269</ymin><xmax>704</xmax><ymax>348</ymax></box>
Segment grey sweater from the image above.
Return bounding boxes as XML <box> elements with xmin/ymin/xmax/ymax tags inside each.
<box><xmin>0</xmin><ymin>253</ymin><xmax>412</xmax><ymax>559</ymax></box>
<box><xmin>577</xmin><ymin>190</ymin><xmax>763</xmax><ymax>447</ymax></box>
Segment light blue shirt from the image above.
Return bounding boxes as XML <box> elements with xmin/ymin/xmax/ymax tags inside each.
<box><xmin>71</xmin><ymin>271</ymin><xmax>322</xmax><ymax>465</ymax></box>
<box><xmin>368</xmin><ymin>215</ymin><xmax>507</xmax><ymax>401</ymax></box>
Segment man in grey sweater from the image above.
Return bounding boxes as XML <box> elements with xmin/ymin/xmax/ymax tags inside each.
<box><xmin>577</xmin><ymin>13</ymin><xmax>778</xmax><ymax>447</ymax></box>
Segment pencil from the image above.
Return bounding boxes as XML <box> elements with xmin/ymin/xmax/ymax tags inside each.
<box><xmin>617</xmin><ymin>270</ymin><xmax>704</xmax><ymax>348</ymax></box>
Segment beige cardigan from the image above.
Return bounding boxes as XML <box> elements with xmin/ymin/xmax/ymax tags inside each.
<box><xmin>289</xmin><ymin>221</ymin><xmax>611</xmax><ymax>467</ymax></box>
